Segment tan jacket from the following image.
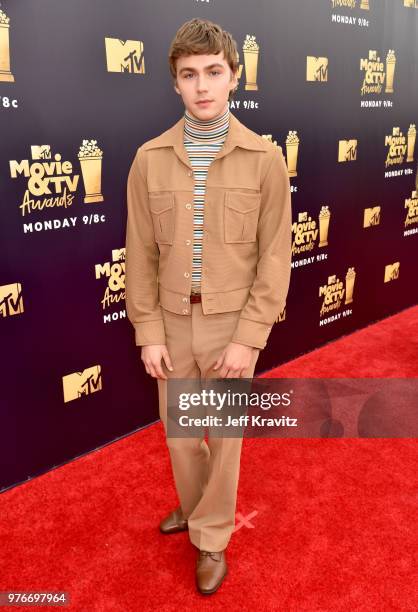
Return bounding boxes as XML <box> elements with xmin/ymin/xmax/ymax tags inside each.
<box><xmin>125</xmin><ymin>111</ymin><xmax>292</xmax><ymax>350</ymax></box>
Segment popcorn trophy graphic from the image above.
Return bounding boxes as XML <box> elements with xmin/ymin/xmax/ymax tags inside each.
<box><xmin>385</xmin><ymin>50</ymin><xmax>396</xmax><ymax>93</ymax></box>
<box><xmin>360</xmin><ymin>0</ymin><xmax>370</xmax><ymax>9</ymax></box>
<box><xmin>262</xmin><ymin>134</ymin><xmax>278</xmax><ymax>147</ymax></box>
<box><xmin>407</xmin><ymin>124</ymin><xmax>416</xmax><ymax>162</ymax></box>
<box><xmin>345</xmin><ymin>267</ymin><xmax>356</xmax><ymax>305</ymax></box>
<box><xmin>242</xmin><ymin>35</ymin><xmax>259</xmax><ymax>91</ymax></box>
<box><xmin>318</xmin><ymin>206</ymin><xmax>331</xmax><ymax>247</ymax></box>
<box><xmin>78</xmin><ymin>140</ymin><xmax>104</xmax><ymax>203</ymax></box>
<box><xmin>0</xmin><ymin>9</ymin><xmax>14</xmax><ymax>82</ymax></box>
<box><xmin>285</xmin><ymin>131</ymin><xmax>299</xmax><ymax>177</ymax></box>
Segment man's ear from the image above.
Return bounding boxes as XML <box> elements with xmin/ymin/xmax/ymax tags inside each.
<box><xmin>230</xmin><ymin>70</ymin><xmax>238</xmax><ymax>92</ymax></box>
<box><xmin>174</xmin><ymin>78</ymin><xmax>180</xmax><ymax>95</ymax></box>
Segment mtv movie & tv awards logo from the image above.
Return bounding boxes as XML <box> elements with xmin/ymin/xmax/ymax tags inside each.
<box><xmin>404</xmin><ymin>189</ymin><xmax>418</xmax><ymax>236</ymax></box>
<box><xmin>359</xmin><ymin>49</ymin><xmax>396</xmax><ymax>108</ymax></box>
<box><xmin>8</xmin><ymin>142</ymin><xmax>105</xmax><ymax>233</ymax></box>
<box><xmin>291</xmin><ymin>208</ymin><xmax>330</xmax><ymax>269</ymax></box>
<box><xmin>319</xmin><ymin>268</ymin><xmax>355</xmax><ymax>326</ymax></box>
<box><xmin>384</xmin><ymin>125</ymin><xmax>416</xmax><ymax>178</ymax></box>
<box><xmin>330</xmin><ymin>0</ymin><xmax>371</xmax><ymax>28</ymax></box>
<box><xmin>95</xmin><ymin>249</ymin><xmax>126</xmax><ymax>323</ymax></box>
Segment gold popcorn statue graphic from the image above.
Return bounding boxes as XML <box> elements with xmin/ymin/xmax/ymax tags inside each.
<box><xmin>286</xmin><ymin>131</ymin><xmax>300</xmax><ymax>177</ymax></box>
<box><xmin>360</xmin><ymin>0</ymin><xmax>370</xmax><ymax>9</ymax></box>
<box><xmin>345</xmin><ymin>267</ymin><xmax>356</xmax><ymax>305</ymax></box>
<box><xmin>262</xmin><ymin>132</ymin><xmax>300</xmax><ymax>178</ymax></box>
<box><xmin>306</xmin><ymin>56</ymin><xmax>328</xmax><ymax>82</ymax></box>
<box><xmin>0</xmin><ymin>283</ymin><xmax>23</xmax><ymax>317</ymax></box>
<box><xmin>319</xmin><ymin>206</ymin><xmax>331</xmax><ymax>247</ymax></box>
<box><xmin>384</xmin><ymin>263</ymin><xmax>399</xmax><ymax>282</ymax></box>
<box><xmin>404</xmin><ymin>1</ymin><xmax>418</xmax><ymax>8</ymax></box>
<box><xmin>0</xmin><ymin>9</ymin><xmax>14</xmax><ymax>82</ymax></box>
<box><xmin>62</xmin><ymin>365</ymin><xmax>102</xmax><ymax>403</ymax></box>
<box><xmin>78</xmin><ymin>139</ymin><xmax>104</xmax><ymax>203</ymax></box>
<box><xmin>385</xmin><ymin>50</ymin><xmax>396</xmax><ymax>93</ymax></box>
<box><xmin>242</xmin><ymin>34</ymin><xmax>259</xmax><ymax>91</ymax></box>
<box><xmin>105</xmin><ymin>38</ymin><xmax>145</xmax><ymax>74</ymax></box>
<box><xmin>407</xmin><ymin>124</ymin><xmax>416</xmax><ymax>162</ymax></box>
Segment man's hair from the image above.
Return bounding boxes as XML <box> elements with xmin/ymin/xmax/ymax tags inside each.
<box><xmin>168</xmin><ymin>18</ymin><xmax>239</xmax><ymax>102</ymax></box>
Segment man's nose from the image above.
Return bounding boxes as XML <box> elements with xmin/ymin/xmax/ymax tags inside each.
<box><xmin>196</xmin><ymin>77</ymin><xmax>209</xmax><ymax>91</ymax></box>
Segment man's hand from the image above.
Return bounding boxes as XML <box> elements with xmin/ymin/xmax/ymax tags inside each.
<box><xmin>141</xmin><ymin>345</ymin><xmax>173</xmax><ymax>379</ymax></box>
<box><xmin>213</xmin><ymin>342</ymin><xmax>257</xmax><ymax>378</ymax></box>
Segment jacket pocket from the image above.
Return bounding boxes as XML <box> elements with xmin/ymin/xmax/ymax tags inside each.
<box><xmin>224</xmin><ymin>191</ymin><xmax>261</xmax><ymax>243</ymax></box>
<box><xmin>149</xmin><ymin>193</ymin><xmax>175</xmax><ymax>245</ymax></box>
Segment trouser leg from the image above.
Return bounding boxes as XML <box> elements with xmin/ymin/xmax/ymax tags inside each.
<box><xmin>186</xmin><ymin>304</ymin><xmax>260</xmax><ymax>552</ymax></box>
<box><xmin>157</xmin><ymin>305</ymin><xmax>210</xmax><ymax>518</ymax></box>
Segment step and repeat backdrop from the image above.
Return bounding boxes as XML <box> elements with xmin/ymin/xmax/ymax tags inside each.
<box><xmin>1</xmin><ymin>0</ymin><xmax>417</xmax><ymax>491</ymax></box>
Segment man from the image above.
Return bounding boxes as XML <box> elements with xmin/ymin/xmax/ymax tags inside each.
<box><xmin>125</xmin><ymin>18</ymin><xmax>292</xmax><ymax>595</ymax></box>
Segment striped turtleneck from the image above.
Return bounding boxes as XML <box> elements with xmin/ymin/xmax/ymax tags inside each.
<box><xmin>183</xmin><ymin>105</ymin><xmax>230</xmax><ymax>295</ymax></box>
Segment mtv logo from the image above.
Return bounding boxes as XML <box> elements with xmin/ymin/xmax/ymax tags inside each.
<box><xmin>364</xmin><ymin>206</ymin><xmax>381</xmax><ymax>227</ymax></box>
<box><xmin>298</xmin><ymin>212</ymin><xmax>308</xmax><ymax>222</ymax></box>
<box><xmin>306</xmin><ymin>56</ymin><xmax>328</xmax><ymax>82</ymax></box>
<box><xmin>0</xmin><ymin>282</ymin><xmax>23</xmax><ymax>317</ymax></box>
<box><xmin>105</xmin><ymin>38</ymin><xmax>145</xmax><ymax>74</ymax></box>
<box><xmin>62</xmin><ymin>365</ymin><xmax>102</xmax><ymax>402</ymax></box>
<box><xmin>338</xmin><ymin>140</ymin><xmax>357</xmax><ymax>162</ymax></box>
<box><xmin>112</xmin><ymin>248</ymin><xmax>125</xmax><ymax>262</ymax></box>
<box><xmin>384</xmin><ymin>262</ymin><xmax>400</xmax><ymax>282</ymax></box>
<box><xmin>275</xmin><ymin>305</ymin><xmax>286</xmax><ymax>323</ymax></box>
<box><xmin>31</xmin><ymin>145</ymin><xmax>51</xmax><ymax>160</ymax></box>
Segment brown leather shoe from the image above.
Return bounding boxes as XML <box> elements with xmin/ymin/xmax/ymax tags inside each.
<box><xmin>196</xmin><ymin>549</ymin><xmax>228</xmax><ymax>594</ymax></box>
<box><xmin>159</xmin><ymin>507</ymin><xmax>188</xmax><ymax>534</ymax></box>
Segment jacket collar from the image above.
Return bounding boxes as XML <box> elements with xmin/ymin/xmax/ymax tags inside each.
<box><xmin>142</xmin><ymin>110</ymin><xmax>267</xmax><ymax>171</ymax></box>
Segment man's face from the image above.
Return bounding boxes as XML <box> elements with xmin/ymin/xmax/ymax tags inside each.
<box><xmin>174</xmin><ymin>52</ymin><xmax>238</xmax><ymax>120</ymax></box>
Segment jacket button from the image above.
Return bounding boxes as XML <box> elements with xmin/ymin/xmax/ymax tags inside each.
<box><xmin>188</xmin><ymin>170</ymin><xmax>193</xmax><ymax>177</ymax></box>
<box><xmin>182</xmin><ymin>297</ymin><xmax>188</xmax><ymax>302</ymax></box>
<box><xmin>185</xmin><ymin>203</ymin><xmax>192</xmax><ymax>209</ymax></box>
<box><xmin>184</xmin><ymin>272</ymin><xmax>190</xmax><ymax>278</ymax></box>
<box><xmin>185</xmin><ymin>240</ymin><xmax>191</xmax><ymax>245</ymax></box>
<box><xmin>182</xmin><ymin>309</ymin><xmax>188</xmax><ymax>314</ymax></box>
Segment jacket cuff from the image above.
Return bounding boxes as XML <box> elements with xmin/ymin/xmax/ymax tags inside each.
<box><xmin>134</xmin><ymin>319</ymin><xmax>166</xmax><ymax>346</ymax></box>
<box><xmin>231</xmin><ymin>318</ymin><xmax>273</xmax><ymax>350</ymax></box>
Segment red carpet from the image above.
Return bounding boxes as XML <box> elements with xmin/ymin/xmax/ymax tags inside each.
<box><xmin>1</xmin><ymin>305</ymin><xmax>417</xmax><ymax>611</ymax></box>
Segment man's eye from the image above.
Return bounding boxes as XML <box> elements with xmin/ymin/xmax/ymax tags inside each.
<box><xmin>210</xmin><ymin>71</ymin><xmax>221</xmax><ymax>76</ymax></box>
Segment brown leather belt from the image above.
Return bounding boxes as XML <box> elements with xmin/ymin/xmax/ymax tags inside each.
<box><xmin>190</xmin><ymin>293</ymin><xmax>202</xmax><ymax>303</ymax></box>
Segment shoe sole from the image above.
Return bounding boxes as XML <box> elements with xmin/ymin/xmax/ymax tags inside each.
<box><xmin>159</xmin><ymin>525</ymin><xmax>188</xmax><ymax>534</ymax></box>
<box><xmin>197</xmin><ymin>567</ymin><xmax>228</xmax><ymax>595</ymax></box>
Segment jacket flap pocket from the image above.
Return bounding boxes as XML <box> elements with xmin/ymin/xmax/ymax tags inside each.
<box><xmin>225</xmin><ymin>191</ymin><xmax>261</xmax><ymax>213</ymax></box>
<box><xmin>149</xmin><ymin>192</ymin><xmax>174</xmax><ymax>214</ymax></box>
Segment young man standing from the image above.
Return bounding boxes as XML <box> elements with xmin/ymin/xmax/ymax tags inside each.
<box><xmin>125</xmin><ymin>18</ymin><xmax>292</xmax><ymax>595</ymax></box>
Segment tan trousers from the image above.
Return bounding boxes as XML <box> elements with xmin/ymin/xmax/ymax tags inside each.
<box><xmin>157</xmin><ymin>302</ymin><xmax>260</xmax><ymax>552</ymax></box>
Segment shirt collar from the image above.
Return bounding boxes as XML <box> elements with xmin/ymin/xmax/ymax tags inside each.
<box><xmin>183</xmin><ymin>105</ymin><xmax>230</xmax><ymax>143</ymax></box>
<box><xmin>142</xmin><ymin>110</ymin><xmax>267</xmax><ymax>169</ymax></box>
